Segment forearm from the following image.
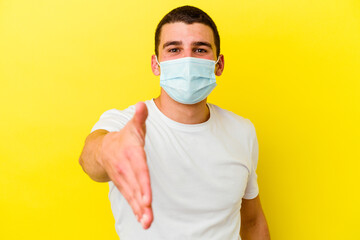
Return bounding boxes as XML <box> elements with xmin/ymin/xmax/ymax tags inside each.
<box><xmin>79</xmin><ymin>129</ymin><xmax>111</xmax><ymax>182</ymax></box>
<box><xmin>240</xmin><ymin>212</ymin><xmax>270</xmax><ymax>240</ymax></box>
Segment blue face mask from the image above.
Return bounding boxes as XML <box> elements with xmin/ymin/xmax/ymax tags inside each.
<box><xmin>156</xmin><ymin>56</ymin><xmax>219</xmax><ymax>105</ymax></box>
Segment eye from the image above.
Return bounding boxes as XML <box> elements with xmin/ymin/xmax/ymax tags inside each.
<box><xmin>194</xmin><ymin>48</ymin><xmax>207</xmax><ymax>53</ymax></box>
<box><xmin>168</xmin><ymin>48</ymin><xmax>180</xmax><ymax>53</ymax></box>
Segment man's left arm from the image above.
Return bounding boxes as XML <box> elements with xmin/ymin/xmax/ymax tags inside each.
<box><xmin>240</xmin><ymin>194</ymin><xmax>270</xmax><ymax>240</ymax></box>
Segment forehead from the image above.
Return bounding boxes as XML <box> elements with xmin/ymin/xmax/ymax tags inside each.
<box><xmin>159</xmin><ymin>22</ymin><xmax>215</xmax><ymax>46</ymax></box>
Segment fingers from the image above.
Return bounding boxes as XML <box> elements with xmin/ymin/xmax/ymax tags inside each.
<box><xmin>129</xmin><ymin>148</ymin><xmax>153</xmax><ymax>229</ymax></box>
<box><xmin>112</xmin><ymin>173</ymin><xmax>142</xmax><ymax>219</ymax></box>
<box><xmin>127</xmin><ymin>147</ymin><xmax>152</xmax><ymax>207</ymax></box>
<box><xmin>111</xmin><ymin>161</ymin><xmax>152</xmax><ymax>228</ymax></box>
<box><xmin>126</xmin><ymin>146</ymin><xmax>153</xmax><ymax>208</ymax></box>
<box><xmin>114</xmin><ymin>146</ymin><xmax>153</xmax><ymax>229</ymax></box>
<box><xmin>141</xmin><ymin>206</ymin><xmax>154</xmax><ymax>229</ymax></box>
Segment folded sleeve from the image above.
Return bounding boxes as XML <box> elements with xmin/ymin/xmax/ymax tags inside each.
<box><xmin>91</xmin><ymin>106</ymin><xmax>135</xmax><ymax>133</ymax></box>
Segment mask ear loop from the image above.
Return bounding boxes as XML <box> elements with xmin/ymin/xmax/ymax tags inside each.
<box><xmin>215</xmin><ymin>55</ymin><xmax>220</xmax><ymax>65</ymax></box>
<box><xmin>155</xmin><ymin>55</ymin><xmax>160</xmax><ymax>66</ymax></box>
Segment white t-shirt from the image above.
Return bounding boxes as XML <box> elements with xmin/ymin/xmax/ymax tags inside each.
<box><xmin>91</xmin><ymin>99</ymin><xmax>259</xmax><ymax>240</ymax></box>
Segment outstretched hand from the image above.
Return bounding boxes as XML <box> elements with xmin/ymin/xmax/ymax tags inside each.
<box><xmin>98</xmin><ymin>102</ymin><xmax>153</xmax><ymax>229</ymax></box>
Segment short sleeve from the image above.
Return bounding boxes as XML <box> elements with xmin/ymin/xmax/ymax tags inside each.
<box><xmin>243</xmin><ymin>124</ymin><xmax>260</xmax><ymax>199</ymax></box>
<box><xmin>91</xmin><ymin>106</ymin><xmax>135</xmax><ymax>133</ymax></box>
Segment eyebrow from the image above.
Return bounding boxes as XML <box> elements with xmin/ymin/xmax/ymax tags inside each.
<box><xmin>162</xmin><ymin>41</ymin><xmax>213</xmax><ymax>49</ymax></box>
<box><xmin>163</xmin><ymin>41</ymin><xmax>182</xmax><ymax>49</ymax></box>
<box><xmin>192</xmin><ymin>41</ymin><xmax>212</xmax><ymax>49</ymax></box>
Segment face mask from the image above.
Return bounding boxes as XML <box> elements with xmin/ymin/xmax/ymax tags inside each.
<box><xmin>156</xmin><ymin>56</ymin><xmax>219</xmax><ymax>105</ymax></box>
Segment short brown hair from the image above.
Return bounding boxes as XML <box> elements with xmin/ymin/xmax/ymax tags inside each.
<box><xmin>155</xmin><ymin>6</ymin><xmax>220</xmax><ymax>57</ymax></box>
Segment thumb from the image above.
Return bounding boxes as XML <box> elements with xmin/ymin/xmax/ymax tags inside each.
<box><xmin>133</xmin><ymin>102</ymin><xmax>148</xmax><ymax>128</ymax></box>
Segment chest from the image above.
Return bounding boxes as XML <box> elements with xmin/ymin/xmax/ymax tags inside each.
<box><xmin>144</xmin><ymin>124</ymin><xmax>251</xmax><ymax>214</ymax></box>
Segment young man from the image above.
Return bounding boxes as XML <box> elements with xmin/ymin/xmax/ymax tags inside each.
<box><xmin>79</xmin><ymin>6</ymin><xmax>270</xmax><ymax>240</ymax></box>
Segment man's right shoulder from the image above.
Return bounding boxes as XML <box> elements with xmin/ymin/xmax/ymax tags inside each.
<box><xmin>90</xmin><ymin>104</ymin><xmax>136</xmax><ymax>133</ymax></box>
<box><xmin>99</xmin><ymin>105</ymin><xmax>136</xmax><ymax>120</ymax></box>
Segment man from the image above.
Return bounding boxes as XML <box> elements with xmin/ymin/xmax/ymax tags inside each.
<box><xmin>79</xmin><ymin>5</ymin><xmax>270</xmax><ymax>240</ymax></box>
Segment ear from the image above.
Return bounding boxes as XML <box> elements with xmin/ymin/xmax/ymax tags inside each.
<box><xmin>151</xmin><ymin>55</ymin><xmax>160</xmax><ymax>76</ymax></box>
<box><xmin>215</xmin><ymin>54</ymin><xmax>225</xmax><ymax>76</ymax></box>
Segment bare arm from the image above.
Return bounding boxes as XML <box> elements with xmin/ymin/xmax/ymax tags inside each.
<box><xmin>240</xmin><ymin>195</ymin><xmax>270</xmax><ymax>240</ymax></box>
<box><xmin>78</xmin><ymin>102</ymin><xmax>153</xmax><ymax>229</ymax></box>
<box><xmin>79</xmin><ymin>129</ymin><xmax>110</xmax><ymax>182</ymax></box>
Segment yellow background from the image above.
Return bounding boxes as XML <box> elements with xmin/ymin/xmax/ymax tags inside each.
<box><xmin>1</xmin><ymin>0</ymin><xmax>359</xmax><ymax>239</ymax></box>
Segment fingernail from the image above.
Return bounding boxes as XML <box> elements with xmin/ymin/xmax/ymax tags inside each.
<box><xmin>140</xmin><ymin>214</ymin><xmax>148</xmax><ymax>228</ymax></box>
<box><xmin>140</xmin><ymin>217</ymin><xmax>145</xmax><ymax>227</ymax></box>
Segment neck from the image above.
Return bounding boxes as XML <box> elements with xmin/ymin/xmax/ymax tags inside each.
<box><xmin>154</xmin><ymin>89</ymin><xmax>210</xmax><ymax>124</ymax></box>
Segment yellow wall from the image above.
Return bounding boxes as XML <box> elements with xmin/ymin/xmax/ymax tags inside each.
<box><xmin>1</xmin><ymin>0</ymin><xmax>359</xmax><ymax>239</ymax></box>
